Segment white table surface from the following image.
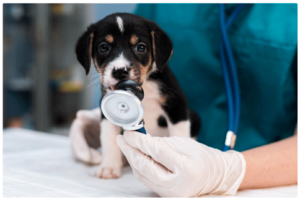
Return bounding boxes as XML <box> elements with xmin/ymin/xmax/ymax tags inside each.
<box><xmin>3</xmin><ymin>128</ymin><xmax>298</xmax><ymax>197</ymax></box>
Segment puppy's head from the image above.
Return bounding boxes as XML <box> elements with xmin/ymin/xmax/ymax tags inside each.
<box><xmin>75</xmin><ymin>13</ymin><xmax>173</xmax><ymax>91</ymax></box>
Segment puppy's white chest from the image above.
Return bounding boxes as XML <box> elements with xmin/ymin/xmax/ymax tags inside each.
<box><xmin>142</xmin><ymin>81</ymin><xmax>168</xmax><ymax>137</ymax></box>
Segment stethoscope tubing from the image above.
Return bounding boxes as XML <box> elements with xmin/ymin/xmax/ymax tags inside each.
<box><xmin>136</xmin><ymin>126</ymin><xmax>147</xmax><ymax>134</ymax></box>
<box><xmin>219</xmin><ymin>4</ymin><xmax>245</xmax><ymax>151</ymax></box>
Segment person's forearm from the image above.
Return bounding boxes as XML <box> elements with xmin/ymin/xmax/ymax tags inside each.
<box><xmin>238</xmin><ymin>134</ymin><xmax>297</xmax><ymax>190</ymax></box>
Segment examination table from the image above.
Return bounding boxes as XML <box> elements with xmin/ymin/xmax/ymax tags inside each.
<box><xmin>3</xmin><ymin>128</ymin><xmax>297</xmax><ymax>197</ymax></box>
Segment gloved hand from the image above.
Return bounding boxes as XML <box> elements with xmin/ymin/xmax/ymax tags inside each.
<box><xmin>69</xmin><ymin>108</ymin><xmax>102</xmax><ymax>165</ymax></box>
<box><xmin>116</xmin><ymin>131</ymin><xmax>246</xmax><ymax>197</ymax></box>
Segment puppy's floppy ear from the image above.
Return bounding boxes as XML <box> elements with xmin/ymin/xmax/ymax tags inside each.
<box><xmin>75</xmin><ymin>24</ymin><xmax>96</xmax><ymax>75</ymax></box>
<box><xmin>148</xmin><ymin>21</ymin><xmax>173</xmax><ymax>71</ymax></box>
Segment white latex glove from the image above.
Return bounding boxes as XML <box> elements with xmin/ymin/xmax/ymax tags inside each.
<box><xmin>116</xmin><ymin>131</ymin><xmax>246</xmax><ymax>197</ymax></box>
<box><xmin>69</xmin><ymin>108</ymin><xmax>102</xmax><ymax>165</ymax></box>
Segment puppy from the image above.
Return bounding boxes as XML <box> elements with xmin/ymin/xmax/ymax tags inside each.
<box><xmin>75</xmin><ymin>13</ymin><xmax>201</xmax><ymax>179</ymax></box>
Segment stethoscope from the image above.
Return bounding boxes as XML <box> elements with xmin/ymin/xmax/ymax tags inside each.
<box><xmin>101</xmin><ymin>4</ymin><xmax>245</xmax><ymax>152</ymax></box>
<box><xmin>101</xmin><ymin>80</ymin><xmax>147</xmax><ymax>134</ymax></box>
<box><xmin>219</xmin><ymin>4</ymin><xmax>245</xmax><ymax>151</ymax></box>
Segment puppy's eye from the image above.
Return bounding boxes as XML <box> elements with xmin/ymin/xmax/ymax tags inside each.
<box><xmin>98</xmin><ymin>42</ymin><xmax>110</xmax><ymax>53</ymax></box>
<box><xmin>135</xmin><ymin>43</ymin><xmax>146</xmax><ymax>52</ymax></box>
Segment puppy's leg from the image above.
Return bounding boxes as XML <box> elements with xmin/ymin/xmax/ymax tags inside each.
<box><xmin>167</xmin><ymin>119</ymin><xmax>191</xmax><ymax>137</ymax></box>
<box><xmin>95</xmin><ymin>119</ymin><xmax>123</xmax><ymax>179</ymax></box>
<box><xmin>162</xmin><ymin>101</ymin><xmax>191</xmax><ymax>137</ymax></box>
<box><xmin>70</xmin><ymin>108</ymin><xmax>102</xmax><ymax>165</ymax></box>
<box><xmin>188</xmin><ymin>109</ymin><xmax>201</xmax><ymax>138</ymax></box>
<box><xmin>166</xmin><ymin>111</ymin><xmax>202</xmax><ymax>138</ymax></box>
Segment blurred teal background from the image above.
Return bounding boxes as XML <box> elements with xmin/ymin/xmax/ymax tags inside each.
<box><xmin>3</xmin><ymin>4</ymin><xmax>136</xmax><ymax>134</ymax></box>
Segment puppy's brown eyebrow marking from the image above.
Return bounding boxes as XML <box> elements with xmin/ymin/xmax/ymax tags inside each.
<box><xmin>88</xmin><ymin>33</ymin><xmax>94</xmax><ymax>68</ymax></box>
<box><xmin>151</xmin><ymin>31</ymin><xmax>156</xmax><ymax>59</ymax></box>
<box><xmin>130</xmin><ymin>34</ymin><xmax>139</xmax><ymax>45</ymax></box>
<box><xmin>93</xmin><ymin>57</ymin><xmax>104</xmax><ymax>85</ymax></box>
<box><xmin>105</xmin><ymin>35</ymin><xmax>114</xmax><ymax>43</ymax></box>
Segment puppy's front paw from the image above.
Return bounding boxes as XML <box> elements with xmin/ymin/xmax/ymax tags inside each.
<box><xmin>95</xmin><ymin>164</ymin><xmax>121</xmax><ymax>179</ymax></box>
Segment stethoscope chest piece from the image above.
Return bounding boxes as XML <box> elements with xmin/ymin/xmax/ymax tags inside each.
<box><xmin>101</xmin><ymin>80</ymin><xmax>146</xmax><ymax>131</ymax></box>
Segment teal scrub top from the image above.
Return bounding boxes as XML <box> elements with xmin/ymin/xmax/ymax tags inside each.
<box><xmin>134</xmin><ymin>4</ymin><xmax>297</xmax><ymax>151</ymax></box>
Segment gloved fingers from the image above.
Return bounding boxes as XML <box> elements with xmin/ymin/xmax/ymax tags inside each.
<box><xmin>75</xmin><ymin>109</ymin><xmax>101</xmax><ymax>149</ymax></box>
<box><xmin>162</xmin><ymin>136</ymin><xmax>209</xmax><ymax>156</ymax></box>
<box><xmin>117</xmin><ymin>135</ymin><xmax>177</xmax><ymax>188</ymax></box>
<box><xmin>69</xmin><ymin>119</ymin><xmax>92</xmax><ymax>163</ymax></box>
<box><xmin>131</xmin><ymin>167</ymin><xmax>173</xmax><ymax>197</ymax></box>
<box><xmin>123</xmin><ymin>131</ymin><xmax>185</xmax><ymax>172</ymax></box>
<box><xmin>76</xmin><ymin>108</ymin><xmax>101</xmax><ymax>124</ymax></box>
<box><xmin>84</xmin><ymin>122</ymin><xmax>100</xmax><ymax>149</ymax></box>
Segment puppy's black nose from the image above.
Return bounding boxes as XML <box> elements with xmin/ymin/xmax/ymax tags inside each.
<box><xmin>112</xmin><ymin>67</ymin><xmax>129</xmax><ymax>80</ymax></box>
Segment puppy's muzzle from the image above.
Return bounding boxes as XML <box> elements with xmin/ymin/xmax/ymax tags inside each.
<box><xmin>112</xmin><ymin>66</ymin><xmax>130</xmax><ymax>80</ymax></box>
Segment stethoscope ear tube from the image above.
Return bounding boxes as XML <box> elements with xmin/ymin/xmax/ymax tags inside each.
<box><xmin>219</xmin><ymin>4</ymin><xmax>245</xmax><ymax>151</ymax></box>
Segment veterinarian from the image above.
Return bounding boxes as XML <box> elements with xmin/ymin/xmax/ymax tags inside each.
<box><xmin>71</xmin><ymin>3</ymin><xmax>297</xmax><ymax>197</ymax></box>
<box><xmin>116</xmin><ymin>3</ymin><xmax>297</xmax><ymax>197</ymax></box>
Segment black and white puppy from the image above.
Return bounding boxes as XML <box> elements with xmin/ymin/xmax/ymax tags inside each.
<box><xmin>75</xmin><ymin>13</ymin><xmax>200</xmax><ymax>179</ymax></box>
